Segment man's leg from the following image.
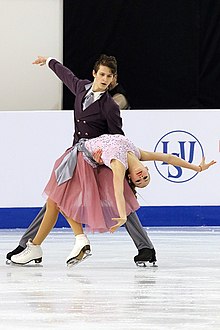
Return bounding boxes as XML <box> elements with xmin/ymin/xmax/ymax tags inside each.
<box><xmin>6</xmin><ymin>204</ymin><xmax>46</xmax><ymax>260</ymax></box>
<box><xmin>125</xmin><ymin>212</ymin><xmax>157</xmax><ymax>266</ymax></box>
<box><xmin>125</xmin><ymin>212</ymin><xmax>154</xmax><ymax>250</ymax></box>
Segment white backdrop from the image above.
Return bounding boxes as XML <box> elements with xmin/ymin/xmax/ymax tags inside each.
<box><xmin>0</xmin><ymin>0</ymin><xmax>63</xmax><ymax>111</ymax></box>
<box><xmin>0</xmin><ymin>110</ymin><xmax>219</xmax><ymax>207</ymax></box>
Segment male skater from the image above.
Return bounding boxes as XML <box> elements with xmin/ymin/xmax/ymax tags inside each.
<box><xmin>6</xmin><ymin>54</ymin><xmax>156</xmax><ymax>266</ymax></box>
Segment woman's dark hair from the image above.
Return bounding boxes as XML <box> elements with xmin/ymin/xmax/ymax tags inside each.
<box><xmin>125</xmin><ymin>170</ymin><xmax>137</xmax><ymax>198</ymax></box>
<box><xmin>93</xmin><ymin>54</ymin><xmax>117</xmax><ymax>75</ymax></box>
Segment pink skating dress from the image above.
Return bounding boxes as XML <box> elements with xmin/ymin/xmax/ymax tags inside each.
<box><xmin>44</xmin><ymin>134</ymin><xmax>140</xmax><ymax>232</ymax></box>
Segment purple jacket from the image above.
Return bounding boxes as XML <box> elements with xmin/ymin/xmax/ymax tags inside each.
<box><xmin>49</xmin><ymin>59</ymin><xmax>124</xmax><ymax>145</ymax></box>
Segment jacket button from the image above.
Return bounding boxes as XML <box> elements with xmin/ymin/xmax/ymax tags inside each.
<box><xmin>83</xmin><ymin>120</ymin><xmax>86</xmax><ymax>124</ymax></box>
<box><xmin>78</xmin><ymin>132</ymin><xmax>81</xmax><ymax>135</ymax></box>
<box><xmin>77</xmin><ymin>120</ymin><xmax>80</xmax><ymax>122</ymax></box>
<box><xmin>85</xmin><ymin>132</ymin><xmax>88</xmax><ymax>136</ymax></box>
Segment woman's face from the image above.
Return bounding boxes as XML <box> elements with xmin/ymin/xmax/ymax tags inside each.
<box><xmin>129</xmin><ymin>166</ymin><xmax>150</xmax><ymax>188</ymax></box>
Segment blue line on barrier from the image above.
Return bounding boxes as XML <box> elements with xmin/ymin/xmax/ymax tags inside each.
<box><xmin>0</xmin><ymin>206</ymin><xmax>220</xmax><ymax>228</ymax></box>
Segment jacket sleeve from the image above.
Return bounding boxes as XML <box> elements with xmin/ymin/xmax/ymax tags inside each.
<box><xmin>48</xmin><ymin>59</ymin><xmax>81</xmax><ymax>96</ymax></box>
<box><xmin>105</xmin><ymin>102</ymin><xmax>124</xmax><ymax>135</ymax></box>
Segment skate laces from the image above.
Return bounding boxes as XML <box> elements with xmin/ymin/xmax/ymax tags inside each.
<box><xmin>17</xmin><ymin>242</ymin><xmax>37</xmax><ymax>257</ymax></box>
<box><xmin>18</xmin><ymin>245</ymin><xmax>32</xmax><ymax>256</ymax></box>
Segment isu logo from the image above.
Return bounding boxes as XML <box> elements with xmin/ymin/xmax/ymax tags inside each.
<box><xmin>154</xmin><ymin>130</ymin><xmax>204</xmax><ymax>183</ymax></box>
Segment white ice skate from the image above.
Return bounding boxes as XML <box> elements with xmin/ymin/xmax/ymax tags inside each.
<box><xmin>66</xmin><ymin>234</ymin><xmax>91</xmax><ymax>267</ymax></box>
<box><xmin>11</xmin><ymin>239</ymin><xmax>43</xmax><ymax>265</ymax></box>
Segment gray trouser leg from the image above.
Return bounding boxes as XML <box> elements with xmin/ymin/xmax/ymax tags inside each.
<box><xmin>125</xmin><ymin>212</ymin><xmax>154</xmax><ymax>250</ymax></box>
<box><xmin>19</xmin><ymin>204</ymin><xmax>46</xmax><ymax>248</ymax></box>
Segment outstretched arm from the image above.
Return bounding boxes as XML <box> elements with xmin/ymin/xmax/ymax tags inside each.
<box><xmin>32</xmin><ymin>56</ymin><xmax>81</xmax><ymax>95</ymax></box>
<box><xmin>109</xmin><ymin>160</ymin><xmax>127</xmax><ymax>233</ymax></box>
<box><xmin>139</xmin><ymin>150</ymin><xmax>216</xmax><ymax>172</ymax></box>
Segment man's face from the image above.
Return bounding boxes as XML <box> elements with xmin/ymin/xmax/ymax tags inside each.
<box><xmin>92</xmin><ymin>65</ymin><xmax>114</xmax><ymax>92</ymax></box>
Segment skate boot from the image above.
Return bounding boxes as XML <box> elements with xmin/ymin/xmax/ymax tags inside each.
<box><xmin>66</xmin><ymin>234</ymin><xmax>91</xmax><ymax>267</ymax></box>
<box><xmin>134</xmin><ymin>248</ymin><xmax>157</xmax><ymax>267</ymax></box>
<box><xmin>11</xmin><ymin>239</ymin><xmax>43</xmax><ymax>265</ymax></box>
<box><xmin>6</xmin><ymin>245</ymin><xmax>25</xmax><ymax>264</ymax></box>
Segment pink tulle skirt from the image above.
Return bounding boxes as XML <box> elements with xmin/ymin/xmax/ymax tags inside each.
<box><xmin>43</xmin><ymin>150</ymin><xmax>140</xmax><ymax>233</ymax></box>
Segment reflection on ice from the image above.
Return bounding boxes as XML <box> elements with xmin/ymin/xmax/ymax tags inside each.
<box><xmin>0</xmin><ymin>227</ymin><xmax>220</xmax><ymax>329</ymax></box>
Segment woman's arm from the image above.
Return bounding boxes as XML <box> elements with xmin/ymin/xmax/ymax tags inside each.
<box><xmin>109</xmin><ymin>159</ymin><xmax>127</xmax><ymax>233</ymax></box>
<box><xmin>139</xmin><ymin>150</ymin><xmax>216</xmax><ymax>172</ymax></box>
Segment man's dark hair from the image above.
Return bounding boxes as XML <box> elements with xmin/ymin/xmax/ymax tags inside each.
<box><xmin>93</xmin><ymin>54</ymin><xmax>117</xmax><ymax>75</ymax></box>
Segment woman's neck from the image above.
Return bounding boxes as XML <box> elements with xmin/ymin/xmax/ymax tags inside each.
<box><xmin>127</xmin><ymin>152</ymin><xmax>141</xmax><ymax>171</ymax></box>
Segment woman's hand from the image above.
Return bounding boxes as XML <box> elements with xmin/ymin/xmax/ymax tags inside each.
<box><xmin>92</xmin><ymin>149</ymin><xmax>104</xmax><ymax>164</ymax></box>
<box><xmin>32</xmin><ymin>56</ymin><xmax>48</xmax><ymax>66</ymax></box>
<box><xmin>110</xmin><ymin>217</ymin><xmax>127</xmax><ymax>233</ymax></box>
<box><xmin>198</xmin><ymin>156</ymin><xmax>216</xmax><ymax>172</ymax></box>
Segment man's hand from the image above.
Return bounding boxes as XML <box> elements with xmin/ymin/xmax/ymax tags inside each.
<box><xmin>93</xmin><ymin>149</ymin><xmax>104</xmax><ymax>164</ymax></box>
<box><xmin>32</xmin><ymin>56</ymin><xmax>48</xmax><ymax>66</ymax></box>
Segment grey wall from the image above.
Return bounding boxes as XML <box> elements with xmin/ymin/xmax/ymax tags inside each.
<box><xmin>0</xmin><ymin>0</ymin><xmax>63</xmax><ymax>111</ymax></box>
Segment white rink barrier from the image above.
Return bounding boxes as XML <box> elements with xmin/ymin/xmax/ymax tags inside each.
<box><xmin>0</xmin><ymin>110</ymin><xmax>219</xmax><ymax>228</ymax></box>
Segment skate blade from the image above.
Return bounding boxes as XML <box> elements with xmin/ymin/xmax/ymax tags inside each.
<box><xmin>67</xmin><ymin>250</ymin><xmax>92</xmax><ymax>268</ymax></box>
<box><xmin>135</xmin><ymin>261</ymin><xmax>158</xmax><ymax>268</ymax></box>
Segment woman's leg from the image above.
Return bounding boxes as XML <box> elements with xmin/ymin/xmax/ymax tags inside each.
<box><xmin>64</xmin><ymin>216</ymin><xmax>91</xmax><ymax>266</ymax></box>
<box><xmin>64</xmin><ymin>215</ymin><xmax>84</xmax><ymax>236</ymax></box>
<box><xmin>10</xmin><ymin>198</ymin><xmax>59</xmax><ymax>265</ymax></box>
<box><xmin>32</xmin><ymin>198</ymin><xmax>59</xmax><ymax>245</ymax></box>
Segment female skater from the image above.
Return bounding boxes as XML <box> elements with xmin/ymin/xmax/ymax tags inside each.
<box><xmin>11</xmin><ymin>134</ymin><xmax>216</xmax><ymax>266</ymax></box>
